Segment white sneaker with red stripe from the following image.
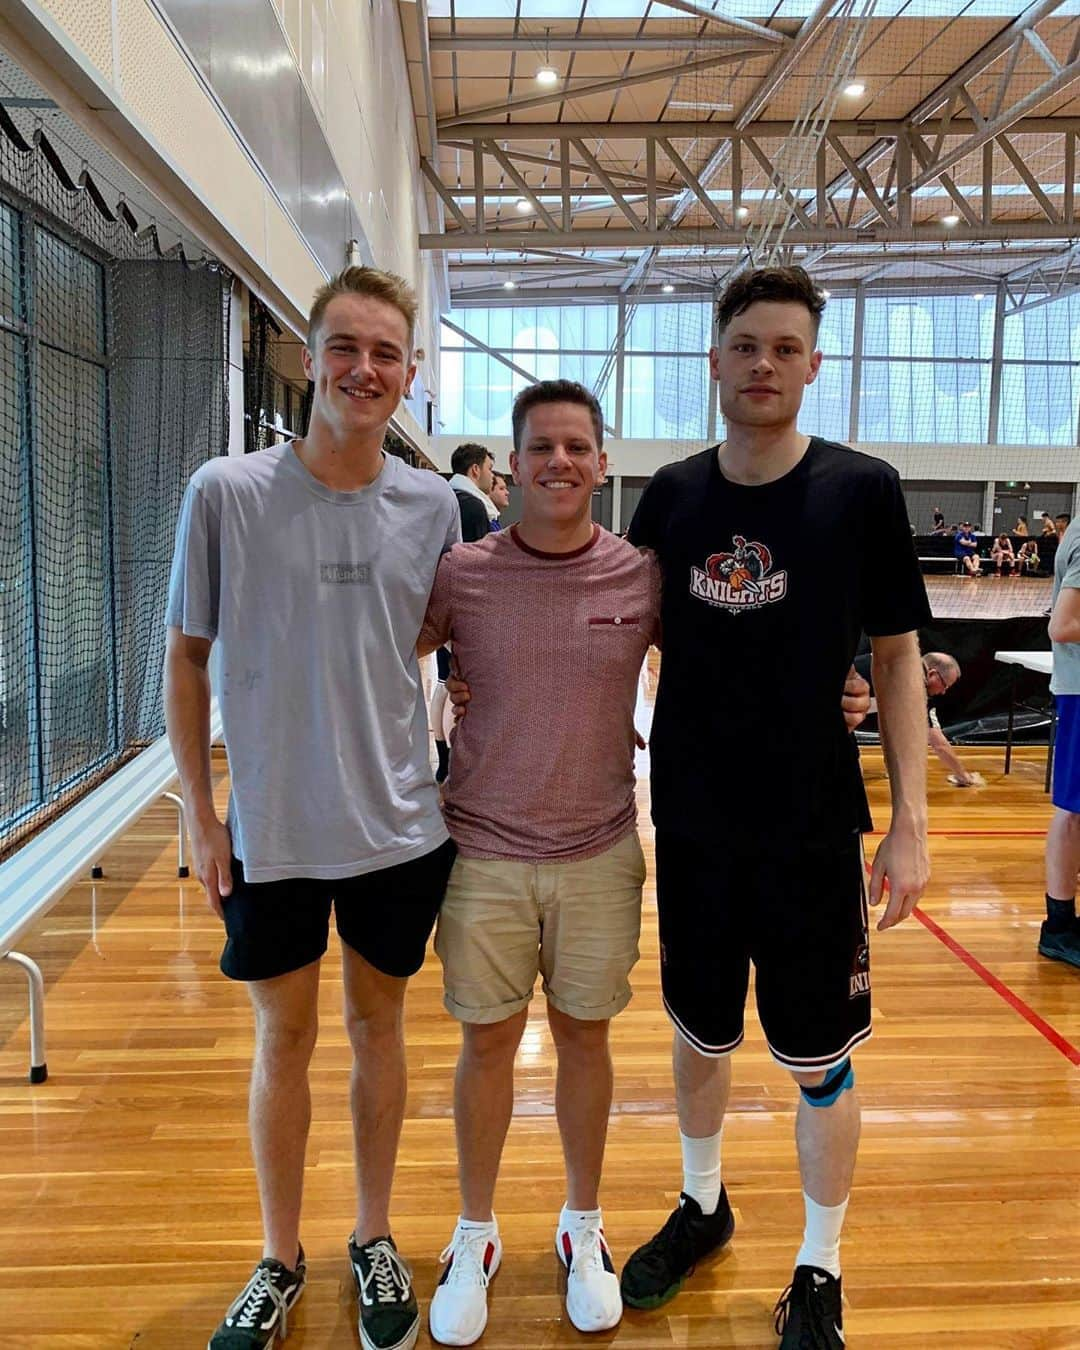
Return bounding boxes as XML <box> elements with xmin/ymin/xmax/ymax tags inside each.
<box><xmin>555</xmin><ymin>1208</ymin><xmax>622</xmax><ymax>1333</ymax></box>
<box><xmin>428</xmin><ymin>1219</ymin><xmax>502</xmax><ymax>1347</ymax></box>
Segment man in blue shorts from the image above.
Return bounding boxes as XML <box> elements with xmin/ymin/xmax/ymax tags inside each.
<box><xmin>165</xmin><ymin>266</ymin><xmax>459</xmax><ymax>1350</ymax></box>
<box><xmin>1042</xmin><ymin>513</ymin><xmax>1080</xmax><ymax>969</ymax></box>
<box><xmin>620</xmin><ymin>266</ymin><xmax>932</xmax><ymax>1349</ymax></box>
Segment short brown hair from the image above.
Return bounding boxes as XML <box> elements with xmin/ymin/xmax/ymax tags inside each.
<box><xmin>308</xmin><ymin>266</ymin><xmax>418</xmax><ymax>350</ymax></box>
<box><xmin>451</xmin><ymin>442</ymin><xmax>493</xmax><ymax>476</ymax></box>
<box><xmin>512</xmin><ymin>379</ymin><xmax>604</xmax><ymax>451</ymax></box>
<box><xmin>716</xmin><ymin>265</ymin><xmax>826</xmax><ymax>339</ymax></box>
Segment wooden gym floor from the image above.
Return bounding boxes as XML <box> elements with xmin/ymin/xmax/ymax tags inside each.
<box><xmin>1</xmin><ymin>675</ymin><xmax>1078</xmax><ymax>1347</ymax></box>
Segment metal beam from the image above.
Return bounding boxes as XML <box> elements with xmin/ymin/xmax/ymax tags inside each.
<box><xmin>482</xmin><ymin>140</ymin><xmax>561</xmax><ymax>232</ymax></box>
<box><xmin>441</xmin><ymin>116</ymin><xmax>1080</xmax><ymax>141</ymax></box>
<box><xmin>437</xmin><ymin>51</ymin><xmax>765</xmax><ymax>131</ymax></box>
<box><xmin>441</xmin><ymin>140</ymin><xmax>684</xmax><ymax>194</ymax></box>
<box><xmin>424</xmin><ymin>221</ymin><xmax>1080</xmax><ymax>248</ymax></box>
<box><xmin>650</xmin><ymin>0</ymin><xmax>787</xmax><ymax>44</ymax></box>
<box><xmin>430</xmin><ymin>34</ymin><xmax>765</xmax><ymax>51</ymax></box>
<box><xmin>907</xmin><ymin>0</ymin><xmax>1066</xmax><ymax>125</ymax></box>
<box><xmin>735</xmin><ymin>0</ymin><xmax>836</xmax><ymax>129</ymax></box>
<box><xmin>570</xmin><ymin>138</ymin><xmax>645</xmax><ymax>229</ymax></box>
<box><xmin>908</xmin><ymin>59</ymin><xmax>1080</xmax><ymax>190</ymax></box>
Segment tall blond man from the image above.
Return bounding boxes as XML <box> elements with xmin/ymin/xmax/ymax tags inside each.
<box><xmin>164</xmin><ymin>268</ymin><xmax>459</xmax><ymax>1350</ymax></box>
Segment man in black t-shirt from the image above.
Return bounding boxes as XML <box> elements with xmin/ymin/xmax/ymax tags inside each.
<box><xmin>620</xmin><ymin>267</ymin><xmax>932</xmax><ymax>1350</ymax></box>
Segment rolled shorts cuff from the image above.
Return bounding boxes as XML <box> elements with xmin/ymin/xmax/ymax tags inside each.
<box><xmin>443</xmin><ymin>989</ymin><xmax>534</xmax><ymax>1025</ymax></box>
<box><xmin>545</xmin><ymin>984</ymin><xmax>633</xmax><ymax>1022</ymax></box>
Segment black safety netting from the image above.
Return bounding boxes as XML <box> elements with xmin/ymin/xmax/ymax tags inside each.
<box><xmin>0</xmin><ymin>109</ymin><xmax>231</xmax><ymax>858</ymax></box>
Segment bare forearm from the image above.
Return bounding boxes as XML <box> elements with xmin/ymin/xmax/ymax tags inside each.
<box><xmin>872</xmin><ymin>643</ymin><xmax>928</xmax><ymax>829</ymax></box>
<box><xmin>928</xmin><ymin>730</ymin><xmax>966</xmax><ymax>777</ymax></box>
<box><xmin>164</xmin><ymin>652</ymin><xmax>217</xmax><ymax>823</ymax></box>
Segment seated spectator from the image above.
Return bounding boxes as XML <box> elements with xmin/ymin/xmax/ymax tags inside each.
<box><xmin>932</xmin><ymin>506</ymin><xmax>946</xmax><ymax>532</ymax></box>
<box><xmin>954</xmin><ymin>522</ymin><xmax>981</xmax><ymax>576</ymax></box>
<box><xmin>991</xmin><ymin>533</ymin><xmax>1015</xmax><ymax>576</ymax></box>
<box><xmin>1017</xmin><ymin>539</ymin><xmax>1040</xmax><ymax>575</ymax></box>
<box><xmin>1014</xmin><ymin>515</ymin><xmax>1029</xmax><ymax>536</ymax></box>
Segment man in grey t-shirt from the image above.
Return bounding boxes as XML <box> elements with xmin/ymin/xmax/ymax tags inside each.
<box><xmin>165</xmin><ymin>267</ymin><xmax>460</xmax><ymax>1350</ymax></box>
<box><xmin>1042</xmin><ymin>515</ymin><xmax>1080</xmax><ymax>970</ymax></box>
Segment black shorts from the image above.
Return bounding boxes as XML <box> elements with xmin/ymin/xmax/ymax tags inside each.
<box><xmin>655</xmin><ymin>831</ymin><xmax>871</xmax><ymax>1071</ymax></box>
<box><xmin>220</xmin><ymin>839</ymin><xmax>457</xmax><ymax>983</ymax></box>
<box><xmin>436</xmin><ymin>646</ymin><xmax>451</xmax><ymax>681</ymax></box>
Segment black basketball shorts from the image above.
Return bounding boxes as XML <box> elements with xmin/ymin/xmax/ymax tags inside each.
<box><xmin>220</xmin><ymin>838</ymin><xmax>457</xmax><ymax>982</ymax></box>
<box><xmin>654</xmin><ymin>830</ymin><xmax>871</xmax><ymax>1072</ymax></box>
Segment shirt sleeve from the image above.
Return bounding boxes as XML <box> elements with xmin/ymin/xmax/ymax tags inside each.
<box><xmin>164</xmin><ymin>474</ymin><xmax>220</xmax><ymax>640</ymax></box>
<box><xmin>420</xmin><ymin>550</ymin><xmax>454</xmax><ymax>650</ymax></box>
<box><xmin>641</xmin><ymin>548</ymin><xmax>663</xmax><ymax>648</ymax></box>
<box><xmin>861</xmin><ymin>468</ymin><xmax>933</xmax><ymax>637</ymax></box>
<box><xmin>1061</xmin><ymin>535</ymin><xmax>1080</xmax><ymax>590</ymax></box>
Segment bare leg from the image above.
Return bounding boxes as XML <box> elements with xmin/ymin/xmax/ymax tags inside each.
<box><xmin>547</xmin><ymin>1006</ymin><xmax>613</xmax><ymax>1211</ymax></box>
<box><xmin>455</xmin><ymin>1010</ymin><xmax>529</xmax><ymax>1221</ymax></box>
<box><xmin>673</xmin><ymin>1031</ymin><xmax>732</xmax><ymax>1138</ymax></box>
<box><xmin>1045</xmin><ymin>808</ymin><xmax>1080</xmax><ymax>900</ymax></box>
<box><xmin>342</xmin><ymin>946</ymin><xmax>410</xmax><ymax>1244</ymax></box>
<box><xmin>247</xmin><ymin>960</ymin><xmax>321</xmax><ymax>1266</ymax></box>
<box><xmin>791</xmin><ymin>1067</ymin><xmax>860</xmax><ymax>1206</ymax></box>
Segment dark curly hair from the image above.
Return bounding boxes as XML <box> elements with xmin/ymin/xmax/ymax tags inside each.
<box><xmin>716</xmin><ymin>265</ymin><xmax>826</xmax><ymax>339</ymax></box>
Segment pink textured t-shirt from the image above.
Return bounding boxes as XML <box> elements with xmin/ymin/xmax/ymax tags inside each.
<box><xmin>420</xmin><ymin>525</ymin><xmax>661</xmax><ymax>861</ymax></box>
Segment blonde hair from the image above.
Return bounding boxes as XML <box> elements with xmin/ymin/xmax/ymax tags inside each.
<box><xmin>308</xmin><ymin>266</ymin><xmax>418</xmax><ymax>351</ymax></box>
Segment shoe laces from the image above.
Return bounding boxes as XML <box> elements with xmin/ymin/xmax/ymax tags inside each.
<box><xmin>358</xmin><ymin>1239</ymin><xmax>412</xmax><ymax>1307</ymax></box>
<box><xmin>773</xmin><ymin>1273</ymin><xmax>834</xmax><ymax>1350</ymax></box>
<box><xmin>227</xmin><ymin>1262</ymin><xmax>292</xmax><ymax>1339</ymax></box>
<box><xmin>565</xmin><ymin>1221</ymin><xmax>607</xmax><ymax>1278</ymax></box>
<box><xmin>438</xmin><ymin>1227</ymin><xmax>495</xmax><ymax>1289</ymax></box>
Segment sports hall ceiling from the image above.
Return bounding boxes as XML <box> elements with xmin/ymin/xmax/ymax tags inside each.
<box><xmin>401</xmin><ymin>0</ymin><xmax>1080</xmax><ymax>305</ymax></box>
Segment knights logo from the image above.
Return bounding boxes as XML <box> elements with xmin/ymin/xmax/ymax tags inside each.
<box><xmin>689</xmin><ymin>535</ymin><xmax>788</xmax><ymax>612</ymax></box>
<box><xmin>849</xmin><ymin>943</ymin><xmax>871</xmax><ymax>998</ymax></box>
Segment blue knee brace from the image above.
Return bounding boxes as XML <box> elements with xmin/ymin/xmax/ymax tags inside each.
<box><xmin>799</xmin><ymin>1057</ymin><xmax>854</xmax><ymax>1108</ymax></box>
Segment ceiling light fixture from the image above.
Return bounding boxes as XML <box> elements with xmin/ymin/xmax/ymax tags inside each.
<box><xmin>843</xmin><ymin>81</ymin><xmax>866</xmax><ymax>98</ymax></box>
<box><xmin>662</xmin><ymin>283</ymin><xmax>675</xmax><ymax>293</ymax></box>
<box><xmin>821</xmin><ymin>288</ymin><xmax>832</xmax><ymax>299</ymax></box>
<box><xmin>515</xmin><ymin>198</ymin><xmax>533</xmax><ymax>214</ymax></box>
<box><xmin>736</xmin><ymin>205</ymin><xmax>750</xmax><ymax>221</ymax></box>
<box><xmin>668</xmin><ymin>100</ymin><xmax>734</xmax><ymax>111</ymax></box>
<box><xmin>973</xmin><ymin>291</ymin><xmax>985</xmax><ymax>301</ymax></box>
<box><xmin>503</xmin><ymin>280</ymin><xmax>516</xmax><ymax>290</ymax></box>
<box><xmin>536</xmin><ymin>28</ymin><xmax>558</xmax><ymax>86</ymax></box>
<box><xmin>943</xmin><ymin>214</ymin><xmax>960</xmax><ymax>227</ymax></box>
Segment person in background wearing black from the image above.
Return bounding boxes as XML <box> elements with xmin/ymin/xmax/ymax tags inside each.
<box><xmin>620</xmin><ymin>266</ymin><xmax>931</xmax><ymax>1350</ymax></box>
<box><xmin>932</xmin><ymin>505</ymin><xmax>946</xmax><ymax>532</ymax></box>
<box><xmin>431</xmin><ymin>444</ymin><xmax>497</xmax><ymax>781</ymax></box>
<box><xmin>991</xmin><ymin>532</ymin><xmax>1016</xmax><ymax>576</ymax></box>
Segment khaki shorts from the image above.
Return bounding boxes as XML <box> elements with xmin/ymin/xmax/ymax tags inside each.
<box><xmin>435</xmin><ymin>831</ymin><xmax>646</xmax><ymax>1024</ymax></box>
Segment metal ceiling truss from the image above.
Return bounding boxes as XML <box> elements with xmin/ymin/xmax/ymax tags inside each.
<box><xmin>420</xmin><ymin>117</ymin><xmax>1080</xmax><ymax>252</ymax></box>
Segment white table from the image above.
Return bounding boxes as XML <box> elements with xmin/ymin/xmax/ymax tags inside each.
<box><xmin>994</xmin><ymin>650</ymin><xmax>1054</xmax><ymax>788</ymax></box>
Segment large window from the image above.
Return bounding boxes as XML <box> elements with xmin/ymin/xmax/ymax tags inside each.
<box><xmin>439</xmin><ymin>305</ymin><xmax>617</xmax><ymax>437</ymax></box>
<box><xmin>1000</xmin><ymin>291</ymin><xmax>1080</xmax><ymax>445</ymax></box>
<box><xmin>439</xmin><ymin>287</ymin><xmax>1080</xmax><ymax>449</ymax></box>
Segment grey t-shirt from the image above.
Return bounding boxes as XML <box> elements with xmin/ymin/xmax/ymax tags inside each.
<box><xmin>165</xmin><ymin>444</ymin><xmax>460</xmax><ymax>881</ymax></box>
<box><xmin>1051</xmin><ymin>516</ymin><xmax>1080</xmax><ymax>695</ymax></box>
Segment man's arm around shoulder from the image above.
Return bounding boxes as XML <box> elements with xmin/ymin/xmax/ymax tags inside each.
<box><xmin>164</xmin><ymin>627</ymin><xmax>232</xmax><ymax>916</ymax></box>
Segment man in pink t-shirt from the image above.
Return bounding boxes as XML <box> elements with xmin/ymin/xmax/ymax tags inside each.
<box><xmin>418</xmin><ymin>380</ymin><xmax>657</xmax><ymax>1344</ymax></box>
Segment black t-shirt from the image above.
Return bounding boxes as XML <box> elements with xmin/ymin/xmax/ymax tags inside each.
<box><xmin>628</xmin><ymin>438</ymin><xmax>931</xmax><ymax>849</ymax></box>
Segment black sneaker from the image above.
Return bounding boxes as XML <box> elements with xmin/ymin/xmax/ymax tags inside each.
<box><xmin>774</xmin><ymin>1265</ymin><xmax>844</xmax><ymax>1350</ymax></box>
<box><xmin>619</xmin><ymin>1189</ymin><xmax>735</xmax><ymax>1310</ymax></box>
<box><xmin>208</xmin><ymin>1246</ymin><xmax>306</xmax><ymax>1348</ymax></box>
<box><xmin>349</xmin><ymin>1233</ymin><xmax>420</xmax><ymax>1350</ymax></box>
<box><xmin>1038</xmin><ymin>922</ymin><xmax>1080</xmax><ymax>969</ymax></box>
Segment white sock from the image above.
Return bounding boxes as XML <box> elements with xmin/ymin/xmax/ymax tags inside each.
<box><xmin>795</xmin><ymin>1193</ymin><xmax>848</xmax><ymax>1279</ymax></box>
<box><xmin>680</xmin><ymin>1129</ymin><xmax>722</xmax><ymax>1215</ymax></box>
<box><xmin>559</xmin><ymin>1204</ymin><xmax>602</xmax><ymax>1231</ymax></box>
<box><xmin>458</xmin><ymin>1214</ymin><xmax>498</xmax><ymax>1233</ymax></box>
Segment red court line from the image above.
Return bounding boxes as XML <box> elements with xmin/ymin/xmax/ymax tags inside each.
<box><xmin>913</xmin><ymin>908</ymin><xmax>1080</xmax><ymax>1067</ymax></box>
<box><xmin>869</xmin><ymin>830</ymin><xmax>1045</xmax><ymax>837</ymax></box>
